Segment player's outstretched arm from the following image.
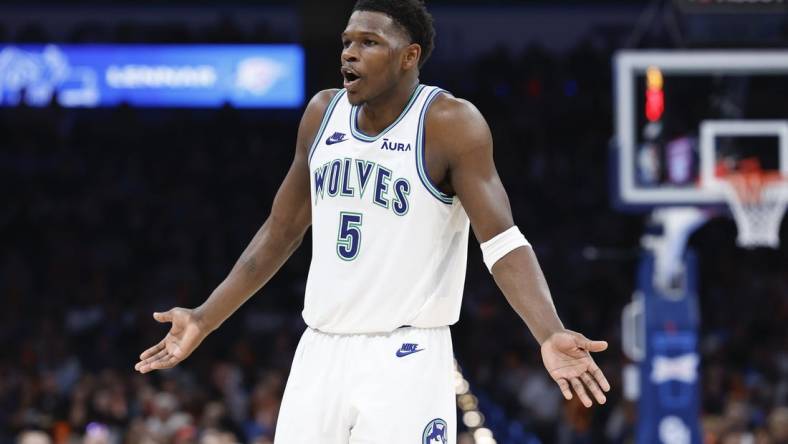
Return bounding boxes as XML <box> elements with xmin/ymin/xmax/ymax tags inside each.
<box><xmin>134</xmin><ymin>89</ymin><xmax>339</xmax><ymax>374</ymax></box>
<box><xmin>427</xmin><ymin>95</ymin><xmax>610</xmax><ymax>407</ymax></box>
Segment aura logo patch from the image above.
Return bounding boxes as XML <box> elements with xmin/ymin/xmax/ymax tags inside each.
<box><xmin>380</xmin><ymin>137</ymin><xmax>411</xmax><ymax>151</ymax></box>
<box><xmin>422</xmin><ymin>418</ymin><xmax>448</xmax><ymax>443</ymax></box>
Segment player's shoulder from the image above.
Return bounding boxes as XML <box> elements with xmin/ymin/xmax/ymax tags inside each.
<box><xmin>305</xmin><ymin>88</ymin><xmax>342</xmax><ymax>116</ymax></box>
<box><xmin>295</xmin><ymin>89</ymin><xmax>342</xmax><ymax>155</ymax></box>
<box><xmin>425</xmin><ymin>90</ymin><xmax>491</xmax><ymax>151</ymax></box>
<box><xmin>298</xmin><ymin>89</ymin><xmax>342</xmax><ymax>148</ymax></box>
<box><xmin>427</xmin><ymin>91</ymin><xmax>483</xmax><ymax>122</ymax></box>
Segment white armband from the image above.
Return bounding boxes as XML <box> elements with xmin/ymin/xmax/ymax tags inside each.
<box><xmin>480</xmin><ymin>225</ymin><xmax>530</xmax><ymax>273</ymax></box>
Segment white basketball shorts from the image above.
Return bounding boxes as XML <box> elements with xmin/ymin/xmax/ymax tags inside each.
<box><xmin>273</xmin><ymin>325</ymin><xmax>456</xmax><ymax>444</ymax></box>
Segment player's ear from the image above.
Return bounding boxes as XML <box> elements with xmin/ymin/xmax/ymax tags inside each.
<box><xmin>401</xmin><ymin>43</ymin><xmax>421</xmax><ymax>70</ymax></box>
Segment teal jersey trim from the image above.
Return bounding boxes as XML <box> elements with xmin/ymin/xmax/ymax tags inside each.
<box><xmin>308</xmin><ymin>89</ymin><xmax>346</xmax><ymax>166</ymax></box>
<box><xmin>349</xmin><ymin>84</ymin><xmax>425</xmax><ymax>143</ymax></box>
<box><xmin>416</xmin><ymin>88</ymin><xmax>454</xmax><ymax>205</ymax></box>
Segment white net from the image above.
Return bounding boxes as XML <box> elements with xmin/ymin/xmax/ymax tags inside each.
<box><xmin>717</xmin><ymin>174</ymin><xmax>788</xmax><ymax>248</ymax></box>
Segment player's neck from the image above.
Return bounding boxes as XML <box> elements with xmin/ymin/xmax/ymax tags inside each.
<box><xmin>356</xmin><ymin>78</ymin><xmax>420</xmax><ymax>137</ymax></box>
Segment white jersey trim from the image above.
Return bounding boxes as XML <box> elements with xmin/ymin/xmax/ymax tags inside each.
<box><xmin>348</xmin><ymin>84</ymin><xmax>426</xmax><ymax>143</ymax></box>
<box><xmin>308</xmin><ymin>89</ymin><xmax>346</xmax><ymax>166</ymax></box>
<box><xmin>416</xmin><ymin>88</ymin><xmax>454</xmax><ymax>204</ymax></box>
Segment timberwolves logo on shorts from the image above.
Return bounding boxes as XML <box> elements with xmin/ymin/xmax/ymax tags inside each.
<box><xmin>422</xmin><ymin>418</ymin><xmax>448</xmax><ymax>443</ymax></box>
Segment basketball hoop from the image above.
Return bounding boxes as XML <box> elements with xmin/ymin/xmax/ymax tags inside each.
<box><xmin>715</xmin><ymin>171</ymin><xmax>788</xmax><ymax>248</ymax></box>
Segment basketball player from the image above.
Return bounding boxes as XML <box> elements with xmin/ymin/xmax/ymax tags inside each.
<box><xmin>135</xmin><ymin>1</ymin><xmax>610</xmax><ymax>442</ymax></box>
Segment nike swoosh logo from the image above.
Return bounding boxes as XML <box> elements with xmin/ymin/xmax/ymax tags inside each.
<box><xmin>395</xmin><ymin>348</ymin><xmax>425</xmax><ymax>358</ymax></box>
<box><xmin>325</xmin><ymin>136</ymin><xmax>347</xmax><ymax>145</ymax></box>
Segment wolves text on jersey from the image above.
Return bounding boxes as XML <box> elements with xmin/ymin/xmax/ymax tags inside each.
<box><xmin>313</xmin><ymin>158</ymin><xmax>410</xmax><ymax>216</ymax></box>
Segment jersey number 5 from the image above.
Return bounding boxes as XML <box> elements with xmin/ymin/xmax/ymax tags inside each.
<box><xmin>337</xmin><ymin>212</ymin><xmax>363</xmax><ymax>261</ymax></box>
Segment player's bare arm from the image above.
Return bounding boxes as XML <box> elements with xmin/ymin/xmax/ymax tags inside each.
<box><xmin>134</xmin><ymin>89</ymin><xmax>338</xmax><ymax>374</ymax></box>
<box><xmin>424</xmin><ymin>93</ymin><xmax>611</xmax><ymax>407</ymax></box>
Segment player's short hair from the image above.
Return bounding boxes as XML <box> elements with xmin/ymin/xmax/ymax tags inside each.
<box><xmin>352</xmin><ymin>0</ymin><xmax>435</xmax><ymax>68</ymax></box>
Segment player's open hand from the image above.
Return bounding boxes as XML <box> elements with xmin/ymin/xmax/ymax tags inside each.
<box><xmin>540</xmin><ymin>329</ymin><xmax>610</xmax><ymax>408</ymax></box>
<box><xmin>134</xmin><ymin>308</ymin><xmax>209</xmax><ymax>374</ymax></box>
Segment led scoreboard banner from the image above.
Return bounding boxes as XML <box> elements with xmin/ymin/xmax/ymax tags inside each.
<box><xmin>0</xmin><ymin>44</ymin><xmax>305</xmax><ymax>108</ymax></box>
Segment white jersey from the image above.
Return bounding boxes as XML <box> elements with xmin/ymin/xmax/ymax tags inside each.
<box><xmin>303</xmin><ymin>84</ymin><xmax>470</xmax><ymax>334</ymax></box>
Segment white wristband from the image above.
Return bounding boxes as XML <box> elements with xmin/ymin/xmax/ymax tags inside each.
<box><xmin>480</xmin><ymin>225</ymin><xmax>530</xmax><ymax>273</ymax></box>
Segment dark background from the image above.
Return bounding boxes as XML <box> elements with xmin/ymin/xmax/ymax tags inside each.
<box><xmin>1</xmin><ymin>1</ymin><xmax>787</xmax><ymax>443</ymax></box>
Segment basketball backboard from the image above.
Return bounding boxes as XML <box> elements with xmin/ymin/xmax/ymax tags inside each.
<box><xmin>613</xmin><ymin>50</ymin><xmax>788</xmax><ymax>209</ymax></box>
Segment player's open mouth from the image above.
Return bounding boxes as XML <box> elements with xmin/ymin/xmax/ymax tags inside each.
<box><xmin>341</xmin><ymin>67</ymin><xmax>362</xmax><ymax>88</ymax></box>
